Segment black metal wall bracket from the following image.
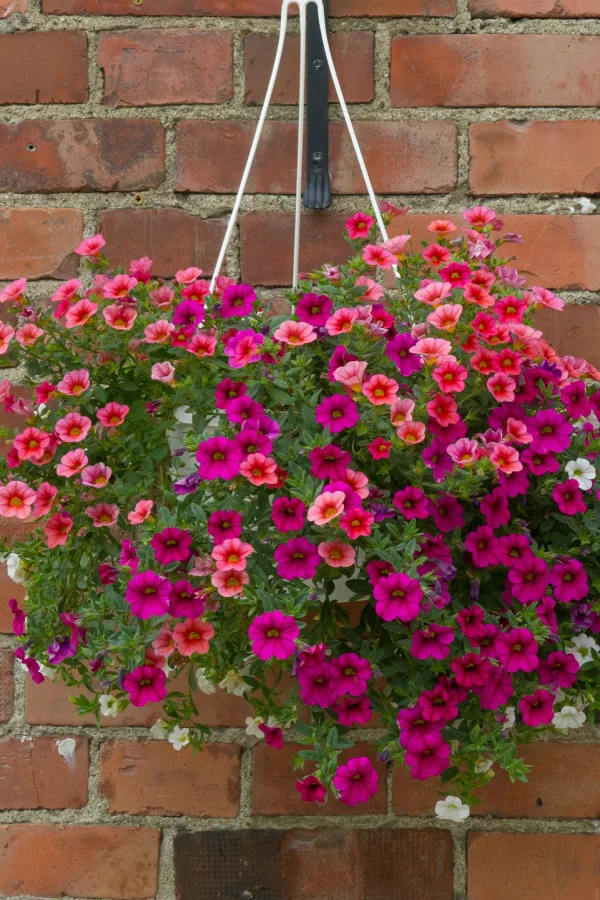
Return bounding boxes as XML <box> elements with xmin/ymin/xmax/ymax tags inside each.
<box><xmin>303</xmin><ymin>0</ymin><xmax>331</xmax><ymax>209</ymax></box>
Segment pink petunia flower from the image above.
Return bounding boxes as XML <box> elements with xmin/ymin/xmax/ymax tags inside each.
<box><xmin>331</xmin><ymin>652</ymin><xmax>372</xmax><ymax>697</ymax></box>
<box><xmin>410</xmin><ymin>337</ymin><xmax>452</xmax><ymax>364</ymax></box>
<box><xmin>414</xmin><ymin>281</ymin><xmax>452</xmax><ymax>307</ymax></box>
<box><xmin>33</xmin><ymin>482</ymin><xmax>58</xmax><ymax>519</ymax></box>
<box><xmin>144</xmin><ymin>320</ymin><xmax>174</xmax><ymax>344</ymax></box>
<box><xmin>81</xmin><ymin>463</ymin><xmax>112</xmax><ymax>488</ymax></box>
<box><xmin>224</xmin><ymin>329</ymin><xmax>264</xmax><ymax>368</ymax></box>
<box><xmin>186</xmin><ymin>333</ymin><xmax>218</xmax><ymax>357</ymax></box>
<box><xmin>396</xmin><ymin>420</ymin><xmax>426</xmax><ymax>444</ymax></box>
<box><xmin>172</xmin><ymin>618</ymin><xmax>214</xmax><ymax>656</ymax></box>
<box><xmin>239</xmin><ymin>453</ymin><xmax>278</xmax><ymax>486</ymax></box>
<box><xmin>296</xmin><ymin>292</ymin><xmax>333</xmax><ymax>326</ymax></box>
<box><xmin>393</xmin><ymin>485</ymin><xmax>429</xmax><ymax>520</ymax></box>
<box><xmin>427</xmin><ymin>219</ymin><xmax>456</xmax><ymax>236</ymax></box>
<box><xmin>346</xmin><ymin>211</ymin><xmax>374</xmax><ymax>240</ymax></box>
<box><xmin>64</xmin><ymin>298</ymin><xmax>98</xmax><ymax>329</ymax></box>
<box><xmin>85</xmin><ymin>502</ymin><xmax>119</xmax><ymax>528</ymax></box>
<box><xmin>211</xmin><ymin>568</ymin><xmax>249</xmax><ymax>597</ymax></box>
<box><xmin>390</xmin><ymin>397</ymin><xmax>416</xmax><ymax>426</ymax></box>
<box><xmin>57</xmin><ymin>369</ymin><xmax>90</xmax><ymax>397</ymax></box>
<box><xmin>0</xmin><ymin>480</ymin><xmax>36</xmax><ymax>519</ymax></box>
<box><xmin>103</xmin><ymin>304</ymin><xmax>137</xmax><ymax>330</ymax></box>
<box><xmin>362</xmin><ymin>244</ymin><xmax>397</xmax><ymax>269</ymax></box>
<box><xmin>15</xmin><ymin>324</ymin><xmax>44</xmax><ymax>346</ymax></box>
<box><xmin>362</xmin><ymin>373</ymin><xmax>399</xmax><ymax>406</ymax></box>
<box><xmin>333</xmin><ymin>360</ymin><xmax>368</xmax><ymax>394</ymax></box>
<box><xmin>465</xmin><ymin>526</ymin><xmax>500</xmax><ymax>568</ymax></box>
<box><xmin>367</xmin><ymin>437</ymin><xmax>392</xmax><ymax>460</ymax></box>
<box><xmin>97</xmin><ymin>402</ymin><xmax>130</xmax><ymax>427</ymax></box>
<box><xmin>0</xmin><ymin>322</ymin><xmax>16</xmax><ymax>354</ymax></box>
<box><xmin>495</xmin><ymin>627</ymin><xmax>539</xmax><ymax>672</ymax></box>
<box><xmin>103</xmin><ymin>274</ymin><xmax>138</xmax><ymax>300</ymax></box>
<box><xmin>75</xmin><ymin>234</ymin><xmax>106</xmax><ymax>258</ymax></box>
<box><xmin>427</xmin><ymin>303</ymin><xmax>463</xmax><ymax>332</ymax></box>
<box><xmin>56</xmin><ymin>448</ymin><xmax>88</xmax><ymax>477</ymax></box>
<box><xmin>55</xmin><ymin>412</ymin><xmax>92</xmax><ymax>443</ymax></box>
<box><xmin>212</xmin><ymin>538</ymin><xmax>253</xmax><ymax>572</ymax></box>
<box><xmin>307</xmin><ymin>490</ymin><xmax>346</xmax><ymax>526</ymax></box>
<box><xmin>318</xmin><ymin>540</ymin><xmax>356</xmax><ymax>568</ymax></box>
<box><xmin>249</xmin><ymin>610</ymin><xmax>299</xmax><ymax>660</ymax></box>
<box><xmin>150</xmin><ymin>361</ymin><xmax>176</xmax><ymax>384</ymax></box>
<box><xmin>433</xmin><ymin>357</ymin><xmax>468</xmax><ymax>394</ymax></box>
<box><xmin>508</xmin><ymin>556</ymin><xmax>550</xmax><ymax>603</ymax></box>
<box><xmin>196</xmin><ymin>437</ymin><xmax>241</xmax><ymax>480</ymax></box>
<box><xmin>44</xmin><ymin>512</ymin><xmax>73</xmax><ymax>548</ymax></box>
<box><xmin>315</xmin><ymin>395</ymin><xmax>359</xmax><ymax>433</ymax></box>
<box><xmin>550</xmin><ymin>558</ymin><xmax>588</xmax><ymax>603</ymax></box>
<box><xmin>13</xmin><ymin>427</ymin><xmax>50</xmax><ymax>463</ymax></box>
<box><xmin>273</xmin><ymin>320</ymin><xmax>316</xmax><ymax>346</ymax></box>
<box><xmin>489</xmin><ymin>443</ymin><xmax>523</xmax><ymax>475</ymax></box>
<box><xmin>325</xmin><ymin>307</ymin><xmax>358</xmax><ymax>336</ymax></box>
<box><xmin>333</xmin><ymin>695</ymin><xmax>372</xmax><ymax>727</ymax></box>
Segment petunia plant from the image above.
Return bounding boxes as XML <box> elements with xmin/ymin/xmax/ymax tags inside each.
<box><xmin>2</xmin><ymin>204</ymin><xmax>600</xmax><ymax>815</ymax></box>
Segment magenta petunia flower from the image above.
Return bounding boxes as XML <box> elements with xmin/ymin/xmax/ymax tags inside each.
<box><xmin>219</xmin><ymin>284</ymin><xmax>256</xmax><ymax>318</ymax></box>
<box><xmin>528</xmin><ymin>409</ymin><xmax>572</xmax><ymax>454</ymax></box>
<box><xmin>9</xmin><ymin>598</ymin><xmax>25</xmax><ymax>636</ymax></box>
<box><xmin>224</xmin><ymin>328</ymin><xmax>264</xmax><ymax>368</ymax></box>
<box><xmin>419</xmin><ymin>684</ymin><xmax>459</xmax><ymax>723</ymax></box>
<box><xmin>537</xmin><ymin>650</ymin><xmax>579</xmax><ymax>689</ymax></box>
<box><xmin>373</xmin><ymin>572</ymin><xmax>422</xmax><ymax>622</ymax></box>
<box><xmin>169</xmin><ymin>580</ymin><xmax>206</xmax><ymax>618</ymax></box>
<box><xmin>536</xmin><ymin>594</ymin><xmax>558</xmax><ymax>634</ymax></box>
<box><xmin>258</xmin><ymin>723</ymin><xmax>284</xmax><ymax>749</ymax></box>
<box><xmin>552</xmin><ymin>480</ymin><xmax>586</xmax><ymax>516</ymax></box>
<box><xmin>125</xmin><ymin>571</ymin><xmax>170</xmax><ymax>619</ymax></box>
<box><xmin>439</xmin><ymin>261</ymin><xmax>471</xmax><ymax>287</ymax></box>
<box><xmin>226</xmin><ymin>395</ymin><xmax>264</xmax><ymax>424</ymax></box>
<box><xmin>471</xmin><ymin>623</ymin><xmax>501</xmax><ymax>658</ymax></box>
<box><xmin>507</xmin><ymin>556</ymin><xmax>550</xmax><ymax>603</ymax></box>
<box><xmin>519</xmin><ymin>689</ymin><xmax>554</xmax><ymax>727</ymax></box>
<box><xmin>271</xmin><ymin>496</ymin><xmax>306</xmax><ymax>533</ymax></box>
<box><xmin>297</xmin><ymin>661</ymin><xmax>337</xmax><ymax>708</ymax></box>
<box><xmin>451</xmin><ymin>653</ymin><xmax>491</xmax><ymax>689</ymax></box>
<box><xmin>421</xmin><ymin>439</ymin><xmax>453</xmax><ymax>483</ymax></box>
<box><xmin>151</xmin><ymin>527</ymin><xmax>193</xmax><ymax>566</ymax></box>
<box><xmin>248</xmin><ymin>610</ymin><xmax>300</xmax><ymax>660</ymax></box>
<box><xmin>173</xmin><ymin>298</ymin><xmax>204</xmax><ymax>327</ymax></box>
<box><xmin>550</xmin><ymin>558</ymin><xmax>588</xmax><ymax>603</ymax></box>
<box><xmin>124</xmin><ymin>665</ymin><xmax>167</xmax><ymax>707</ymax></box>
<box><xmin>296</xmin><ymin>292</ymin><xmax>333</xmax><ymax>326</ymax></box>
<box><xmin>393</xmin><ymin>486</ymin><xmax>429</xmax><ymax>520</ymax></box>
<box><xmin>214</xmin><ymin>378</ymin><xmax>247</xmax><ymax>410</ymax></box>
<box><xmin>495</xmin><ymin>627</ymin><xmax>539</xmax><ymax>673</ymax></box>
<box><xmin>476</xmin><ymin>667</ymin><xmax>513</xmax><ymax>710</ymax></box>
<box><xmin>196</xmin><ymin>437</ymin><xmax>242</xmax><ymax>480</ymax></box>
<box><xmin>315</xmin><ymin>394</ymin><xmax>359</xmax><ymax>433</ymax></box>
<box><xmin>207</xmin><ymin>509</ymin><xmax>242</xmax><ymax>542</ymax></box>
<box><xmin>465</xmin><ymin>526</ymin><xmax>500</xmax><ymax>568</ymax></box>
<box><xmin>456</xmin><ymin>604</ymin><xmax>485</xmax><ymax>639</ymax></box>
<box><xmin>404</xmin><ymin>732</ymin><xmax>451</xmax><ymax>780</ymax></box>
<box><xmin>427</xmin><ymin>494</ymin><xmax>464</xmax><ymax>533</ymax></box>
<box><xmin>274</xmin><ymin>537</ymin><xmax>320</xmax><ymax>580</ymax></box>
<box><xmin>309</xmin><ymin>444</ymin><xmax>351</xmax><ymax>480</ymax></box>
<box><xmin>411</xmin><ymin>624</ymin><xmax>454</xmax><ymax>661</ymax></box>
<box><xmin>330</xmin><ymin>652</ymin><xmax>372</xmax><ymax>697</ymax></box>
<box><xmin>120</xmin><ymin>538</ymin><xmax>139</xmax><ymax>571</ymax></box>
<box><xmin>480</xmin><ymin>487</ymin><xmax>511</xmax><ymax>529</ymax></box>
<box><xmin>333</xmin><ymin>756</ymin><xmax>378</xmax><ymax>805</ymax></box>
<box><xmin>522</xmin><ymin>448</ymin><xmax>560</xmax><ymax>476</ymax></box>
<box><xmin>332</xmin><ymin>695</ymin><xmax>372</xmax><ymax>727</ymax></box>
<box><xmin>296</xmin><ymin>775</ymin><xmax>327</xmax><ymax>803</ymax></box>
<box><xmin>561</xmin><ymin>381</ymin><xmax>591</xmax><ymax>419</ymax></box>
<box><xmin>497</xmin><ymin>533</ymin><xmax>533</xmax><ymax>567</ymax></box>
<box><xmin>385</xmin><ymin>332</ymin><xmax>423</xmax><ymax>376</ymax></box>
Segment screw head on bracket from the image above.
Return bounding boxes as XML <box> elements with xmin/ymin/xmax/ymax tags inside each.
<box><xmin>313</xmin><ymin>58</ymin><xmax>324</xmax><ymax>71</ymax></box>
<box><xmin>312</xmin><ymin>151</ymin><xmax>324</xmax><ymax>163</ymax></box>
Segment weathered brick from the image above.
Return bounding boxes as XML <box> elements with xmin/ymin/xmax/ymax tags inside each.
<box><xmin>0</xmin><ymin>120</ymin><xmax>165</xmax><ymax>193</ymax></box>
<box><xmin>0</xmin><ymin>33</ymin><xmax>87</xmax><ymax>105</ymax></box>
<box><xmin>394</xmin><ymin>743</ymin><xmax>600</xmax><ymax>818</ymax></box>
<box><xmin>0</xmin><ymin>0</ymin><xmax>27</xmax><ymax>13</ymax></box>
<box><xmin>98</xmin><ymin>209</ymin><xmax>227</xmax><ymax>278</ymax></box>
<box><xmin>0</xmin><ymin>651</ymin><xmax>13</xmax><ymax>723</ymax></box>
<box><xmin>0</xmin><ymin>736</ymin><xmax>88</xmax><ymax>810</ymax></box>
<box><xmin>176</xmin><ymin>120</ymin><xmax>457</xmax><ymax>194</ymax></box>
<box><xmin>245</xmin><ymin>32</ymin><xmax>374</xmax><ymax>106</ymax></box>
<box><xmin>241</xmin><ymin>212</ymin><xmax>348</xmax><ymax>286</ymax></box>
<box><xmin>175</xmin><ymin>829</ymin><xmax>454</xmax><ymax>900</ymax></box>
<box><xmin>535</xmin><ymin>306</ymin><xmax>600</xmax><ymax>369</ymax></box>
<box><xmin>26</xmin><ymin>672</ymin><xmax>251</xmax><ymax>726</ymax></box>
<box><xmin>470</xmin><ymin>0</ymin><xmax>598</xmax><ymax>16</ymax></box>
<box><xmin>388</xmin><ymin>213</ymin><xmax>600</xmax><ymax>291</ymax></box>
<box><xmin>99</xmin><ymin>29</ymin><xmax>233</xmax><ymax>107</ymax></box>
<box><xmin>252</xmin><ymin>742</ymin><xmax>386</xmax><ymax>816</ymax></box>
<box><xmin>0</xmin><ymin>824</ymin><xmax>160</xmax><ymax>899</ymax></box>
<box><xmin>100</xmin><ymin>740</ymin><xmax>240</xmax><ymax>817</ymax></box>
<box><xmin>468</xmin><ymin>833</ymin><xmax>600</xmax><ymax>900</ymax></box>
<box><xmin>0</xmin><ymin>209</ymin><xmax>82</xmax><ymax>280</ymax></box>
<box><xmin>470</xmin><ymin>121</ymin><xmax>600</xmax><ymax>196</ymax></box>
<box><xmin>391</xmin><ymin>36</ymin><xmax>600</xmax><ymax>108</ymax></box>
<box><xmin>43</xmin><ymin>0</ymin><xmax>456</xmax><ymax>16</ymax></box>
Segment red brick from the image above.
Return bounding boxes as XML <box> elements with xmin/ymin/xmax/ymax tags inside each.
<box><xmin>388</xmin><ymin>213</ymin><xmax>600</xmax><ymax>291</ymax></box>
<box><xmin>0</xmin><ymin>736</ymin><xmax>88</xmax><ymax>810</ymax></box>
<box><xmin>468</xmin><ymin>832</ymin><xmax>600</xmax><ymax>900</ymax></box>
<box><xmin>241</xmin><ymin>212</ymin><xmax>348</xmax><ymax>286</ymax></box>
<box><xmin>98</xmin><ymin>209</ymin><xmax>227</xmax><ymax>278</ymax></box>
<box><xmin>175</xmin><ymin>829</ymin><xmax>454</xmax><ymax>900</ymax></box>
<box><xmin>0</xmin><ymin>651</ymin><xmax>13</xmax><ymax>723</ymax></box>
<box><xmin>99</xmin><ymin>29</ymin><xmax>233</xmax><ymax>107</ymax></box>
<box><xmin>0</xmin><ymin>208</ymin><xmax>82</xmax><ymax>280</ymax></box>
<box><xmin>252</xmin><ymin>742</ymin><xmax>386</xmax><ymax>816</ymax></box>
<box><xmin>176</xmin><ymin>120</ymin><xmax>457</xmax><ymax>194</ymax></box>
<box><xmin>535</xmin><ymin>306</ymin><xmax>600</xmax><ymax>369</ymax></box>
<box><xmin>470</xmin><ymin>121</ymin><xmax>600</xmax><ymax>196</ymax></box>
<box><xmin>394</xmin><ymin>743</ymin><xmax>600</xmax><ymax>818</ymax></box>
<box><xmin>43</xmin><ymin>0</ymin><xmax>456</xmax><ymax>16</ymax></box>
<box><xmin>0</xmin><ymin>824</ymin><xmax>159</xmax><ymax>899</ymax></box>
<box><xmin>391</xmin><ymin>35</ymin><xmax>600</xmax><ymax>108</ymax></box>
<box><xmin>0</xmin><ymin>33</ymin><xmax>87</xmax><ymax>105</ymax></box>
<box><xmin>0</xmin><ymin>0</ymin><xmax>27</xmax><ymax>11</ymax></box>
<box><xmin>470</xmin><ymin>0</ymin><xmax>598</xmax><ymax>16</ymax></box>
<box><xmin>100</xmin><ymin>740</ymin><xmax>240</xmax><ymax>817</ymax></box>
<box><xmin>26</xmin><ymin>673</ymin><xmax>251</xmax><ymax>726</ymax></box>
<box><xmin>245</xmin><ymin>32</ymin><xmax>373</xmax><ymax>106</ymax></box>
<box><xmin>0</xmin><ymin>120</ymin><xmax>165</xmax><ymax>193</ymax></box>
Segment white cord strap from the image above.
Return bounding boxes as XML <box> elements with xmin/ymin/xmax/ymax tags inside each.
<box><xmin>208</xmin><ymin>0</ymin><xmax>398</xmax><ymax>295</ymax></box>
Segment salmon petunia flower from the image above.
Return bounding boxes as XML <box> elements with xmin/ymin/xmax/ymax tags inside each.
<box><xmin>0</xmin><ymin>480</ymin><xmax>36</xmax><ymax>519</ymax></box>
<box><xmin>273</xmin><ymin>320</ymin><xmax>317</xmax><ymax>346</ymax></box>
<box><xmin>397</xmin><ymin>421</ymin><xmax>426</xmax><ymax>444</ymax></box>
<box><xmin>410</xmin><ymin>337</ymin><xmax>453</xmax><ymax>364</ymax></box>
<box><xmin>307</xmin><ymin>490</ymin><xmax>346</xmax><ymax>526</ymax></box>
<box><xmin>57</xmin><ymin>369</ymin><xmax>90</xmax><ymax>397</ymax></box>
<box><xmin>172</xmin><ymin>618</ymin><xmax>214</xmax><ymax>656</ymax></box>
<box><xmin>427</xmin><ymin>304</ymin><xmax>463</xmax><ymax>332</ymax></box>
<box><xmin>318</xmin><ymin>540</ymin><xmax>356</xmax><ymax>568</ymax></box>
<box><xmin>362</xmin><ymin>373</ymin><xmax>399</xmax><ymax>406</ymax></box>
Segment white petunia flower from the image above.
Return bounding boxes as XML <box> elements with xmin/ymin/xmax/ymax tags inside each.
<box><xmin>196</xmin><ymin>668</ymin><xmax>217</xmax><ymax>694</ymax></box>
<box><xmin>474</xmin><ymin>758</ymin><xmax>493</xmax><ymax>774</ymax></box>
<box><xmin>552</xmin><ymin>705</ymin><xmax>586</xmax><ymax>730</ymax></box>
<box><xmin>569</xmin><ymin>634</ymin><xmax>600</xmax><ymax>667</ymax></box>
<box><xmin>149</xmin><ymin>719</ymin><xmax>168</xmax><ymax>739</ymax></box>
<box><xmin>435</xmin><ymin>795</ymin><xmax>470</xmax><ymax>822</ymax></box>
<box><xmin>245</xmin><ymin>716</ymin><xmax>265</xmax><ymax>739</ymax></box>
<box><xmin>565</xmin><ymin>458</ymin><xmax>596</xmax><ymax>491</ymax></box>
<box><xmin>99</xmin><ymin>694</ymin><xmax>119</xmax><ymax>718</ymax></box>
<box><xmin>219</xmin><ymin>669</ymin><xmax>249</xmax><ymax>696</ymax></box>
<box><xmin>504</xmin><ymin>707</ymin><xmax>516</xmax><ymax>729</ymax></box>
<box><xmin>168</xmin><ymin>725</ymin><xmax>191</xmax><ymax>751</ymax></box>
<box><xmin>6</xmin><ymin>552</ymin><xmax>26</xmax><ymax>584</ymax></box>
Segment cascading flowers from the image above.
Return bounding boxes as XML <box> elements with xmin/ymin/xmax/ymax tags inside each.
<box><xmin>2</xmin><ymin>205</ymin><xmax>600</xmax><ymax>816</ymax></box>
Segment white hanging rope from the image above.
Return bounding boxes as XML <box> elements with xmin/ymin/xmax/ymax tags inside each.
<box><xmin>209</xmin><ymin>0</ymin><xmax>399</xmax><ymax>295</ymax></box>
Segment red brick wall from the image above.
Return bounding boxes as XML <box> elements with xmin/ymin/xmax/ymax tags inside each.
<box><xmin>1</xmin><ymin>1</ymin><xmax>600</xmax><ymax>898</ymax></box>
